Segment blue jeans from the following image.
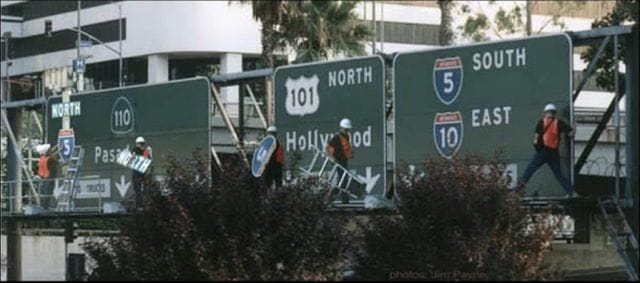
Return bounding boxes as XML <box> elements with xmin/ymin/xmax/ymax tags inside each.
<box><xmin>522</xmin><ymin>148</ymin><xmax>572</xmax><ymax>194</ymax></box>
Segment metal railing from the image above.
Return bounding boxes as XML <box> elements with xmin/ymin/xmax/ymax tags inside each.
<box><xmin>1</xmin><ymin>178</ymin><xmax>125</xmax><ymax>215</ymax></box>
<box><xmin>211</xmin><ymin>96</ymin><xmax>266</xmax><ymax>122</ymax></box>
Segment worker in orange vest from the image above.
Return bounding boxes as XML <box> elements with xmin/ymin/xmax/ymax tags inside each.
<box><xmin>131</xmin><ymin>136</ymin><xmax>152</xmax><ymax>210</ymax></box>
<box><xmin>326</xmin><ymin>118</ymin><xmax>353</xmax><ymax>204</ymax></box>
<box><xmin>264</xmin><ymin>126</ymin><xmax>285</xmax><ymax>189</ymax></box>
<box><xmin>519</xmin><ymin>104</ymin><xmax>575</xmax><ymax>198</ymax></box>
<box><xmin>36</xmin><ymin>144</ymin><xmax>59</xmax><ymax>209</ymax></box>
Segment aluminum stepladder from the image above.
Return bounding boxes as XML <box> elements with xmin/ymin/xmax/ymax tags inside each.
<box><xmin>298</xmin><ymin>145</ymin><xmax>366</xmax><ymax>204</ymax></box>
<box><xmin>56</xmin><ymin>146</ymin><xmax>85</xmax><ymax>212</ymax></box>
<box><xmin>598</xmin><ymin>197</ymin><xmax>639</xmax><ymax>281</ymax></box>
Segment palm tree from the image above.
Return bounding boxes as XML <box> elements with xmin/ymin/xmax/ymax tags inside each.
<box><xmin>437</xmin><ymin>0</ymin><xmax>455</xmax><ymax>46</ymax></box>
<box><xmin>245</xmin><ymin>1</ymin><xmax>302</xmax><ymax>68</ymax></box>
<box><xmin>241</xmin><ymin>1</ymin><xmax>370</xmax><ymax>65</ymax></box>
<box><xmin>284</xmin><ymin>1</ymin><xmax>371</xmax><ymax>63</ymax></box>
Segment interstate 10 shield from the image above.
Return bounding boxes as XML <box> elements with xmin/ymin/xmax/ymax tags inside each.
<box><xmin>433</xmin><ymin>112</ymin><xmax>464</xmax><ymax>159</ymax></box>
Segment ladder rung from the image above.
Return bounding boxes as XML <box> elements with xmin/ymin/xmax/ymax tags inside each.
<box><xmin>337</xmin><ymin>171</ymin><xmax>348</xmax><ymax>188</ymax></box>
<box><xmin>345</xmin><ymin>175</ymin><xmax>353</xmax><ymax>189</ymax></box>
<box><xmin>328</xmin><ymin>164</ymin><xmax>338</xmax><ymax>179</ymax></box>
<box><xmin>308</xmin><ymin>151</ymin><xmax>320</xmax><ymax>172</ymax></box>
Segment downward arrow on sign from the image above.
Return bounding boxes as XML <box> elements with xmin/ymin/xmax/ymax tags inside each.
<box><xmin>357</xmin><ymin>167</ymin><xmax>381</xmax><ymax>194</ymax></box>
<box><xmin>115</xmin><ymin>175</ymin><xmax>131</xmax><ymax>198</ymax></box>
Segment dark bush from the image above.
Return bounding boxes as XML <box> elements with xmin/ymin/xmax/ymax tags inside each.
<box><xmin>82</xmin><ymin>151</ymin><xmax>348</xmax><ymax>280</ymax></box>
<box><xmin>355</xmin><ymin>154</ymin><xmax>556</xmax><ymax>281</ymax></box>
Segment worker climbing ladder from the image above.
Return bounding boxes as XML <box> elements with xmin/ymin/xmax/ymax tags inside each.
<box><xmin>299</xmin><ymin>145</ymin><xmax>366</xmax><ymax>204</ymax></box>
<box><xmin>56</xmin><ymin>146</ymin><xmax>84</xmax><ymax>212</ymax></box>
<box><xmin>598</xmin><ymin>197</ymin><xmax>639</xmax><ymax>281</ymax></box>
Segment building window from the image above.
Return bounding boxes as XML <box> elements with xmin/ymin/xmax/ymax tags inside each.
<box><xmin>84</xmin><ymin>57</ymin><xmax>147</xmax><ymax>90</ymax></box>
<box><xmin>169</xmin><ymin>58</ymin><xmax>220</xmax><ymax>81</ymax></box>
<box><xmin>17</xmin><ymin>1</ymin><xmax>121</xmax><ymax>21</ymax></box>
<box><xmin>531</xmin><ymin>1</ymin><xmax>616</xmax><ymax>20</ymax></box>
<box><xmin>366</xmin><ymin>21</ymin><xmax>440</xmax><ymax>45</ymax></box>
<box><xmin>381</xmin><ymin>1</ymin><xmax>438</xmax><ymax>8</ymax></box>
<box><xmin>5</xmin><ymin>19</ymin><xmax>126</xmax><ymax>60</ymax></box>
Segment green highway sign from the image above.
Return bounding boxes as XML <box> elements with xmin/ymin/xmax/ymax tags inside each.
<box><xmin>46</xmin><ymin>78</ymin><xmax>211</xmax><ymax>207</ymax></box>
<box><xmin>394</xmin><ymin>34</ymin><xmax>573</xmax><ymax>197</ymax></box>
<box><xmin>274</xmin><ymin>56</ymin><xmax>386</xmax><ymax>202</ymax></box>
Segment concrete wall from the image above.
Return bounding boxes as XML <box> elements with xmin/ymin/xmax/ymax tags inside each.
<box><xmin>544</xmin><ymin>214</ymin><xmax>624</xmax><ymax>273</ymax></box>
<box><xmin>1</xmin><ymin>235</ymin><xmax>97</xmax><ymax>281</ymax></box>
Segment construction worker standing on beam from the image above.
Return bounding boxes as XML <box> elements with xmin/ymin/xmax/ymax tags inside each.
<box><xmin>326</xmin><ymin>118</ymin><xmax>353</xmax><ymax>204</ymax></box>
<box><xmin>131</xmin><ymin>136</ymin><xmax>152</xmax><ymax>210</ymax></box>
<box><xmin>518</xmin><ymin>104</ymin><xmax>575</xmax><ymax>198</ymax></box>
<box><xmin>35</xmin><ymin>144</ymin><xmax>59</xmax><ymax>210</ymax></box>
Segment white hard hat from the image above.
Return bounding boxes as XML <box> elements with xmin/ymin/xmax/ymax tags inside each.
<box><xmin>37</xmin><ymin>144</ymin><xmax>51</xmax><ymax>155</ymax></box>
<box><xmin>544</xmin><ymin>104</ymin><xmax>557</xmax><ymax>112</ymax></box>
<box><xmin>339</xmin><ymin>118</ymin><xmax>352</xmax><ymax>129</ymax></box>
<box><xmin>267</xmin><ymin>126</ymin><xmax>277</xmax><ymax>133</ymax></box>
<box><xmin>136</xmin><ymin>136</ymin><xmax>145</xmax><ymax>143</ymax></box>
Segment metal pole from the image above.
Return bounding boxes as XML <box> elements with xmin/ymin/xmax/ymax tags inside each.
<box><xmin>380</xmin><ymin>3</ymin><xmax>384</xmax><ymax>53</ymax></box>
<box><xmin>625</xmin><ymin>24</ymin><xmax>639</xmax><ymax>270</ymax></box>
<box><xmin>266</xmin><ymin>77</ymin><xmax>273</xmax><ymax>124</ymax></box>
<box><xmin>7</xmin><ymin>219</ymin><xmax>22</xmax><ymax>281</ymax></box>
<box><xmin>239</xmin><ymin>83</ymin><xmax>245</xmax><ymax>148</ymax></box>
<box><xmin>4</xmin><ymin>33</ymin><xmax>22</xmax><ymax>280</ymax></box>
<box><xmin>4</xmin><ymin>33</ymin><xmax>10</xmax><ymax>100</ymax></box>
<box><xmin>372</xmin><ymin>1</ymin><xmax>376</xmax><ymax>54</ymax></box>
<box><xmin>614</xmin><ymin>34</ymin><xmax>620</xmax><ymax>199</ymax></box>
<box><xmin>76</xmin><ymin>0</ymin><xmax>83</xmax><ymax>93</ymax></box>
<box><xmin>118</xmin><ymin>3</ymin><xmax>123</xmax><ymax>87</ymax></box>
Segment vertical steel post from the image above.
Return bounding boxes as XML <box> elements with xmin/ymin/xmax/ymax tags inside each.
<box><xmin>7</xmin><ymin>219</ymin><xmax>22</xmax><ymax>281</ymax></box>
<box><xmin>372</xmin><ymin>1</ymin><xmax>376</xmax><ymax>54</ymax></box>
<box><xmin>626</xmin><ymin>23</ymin><xmax>639</xmax><ymax>271</ymax></box>
<box><xmin>75</xmin><ymin>0</ymin><xmax>84</xmax><ymax>93</ymax></box>
<box><xmin>614</xmin><ymin>34</ymin><xmax>620</xmax><ymax>199</ymax></box>
<box><xmin>238</xmin><ymin>82</ymin><xmax>245</xmax><ymax>148</ymax></box>
<box><xmin>119</xmin><ymin>3</ymin><xmax>123</xmax><ymax>87</ymax></box>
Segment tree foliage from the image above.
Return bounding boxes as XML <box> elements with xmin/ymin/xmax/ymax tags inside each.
<box><xmin>458</xmin><ymin>1</ymin><xmax>585</xmax><ymax>42</ymax></box>
<box><xmin>242</xmin><ymin>0</ymin><xmax>371</xmax><ymax>65</ymax></box>
<box><xmin>355</xmin><ymin>154</ymin><xmax>557</xmax><ymax>281</ymax></box>
<box><xmin>437</xmin><ymin>0</ymin><xmax>456</xmax><ymax>46</ymax></box>
<box><xmin>285</xmin><ymin>1</ymin><xmax>371</xmax><ymax>63</ymax></box>
<box><xmin>243</xmin><ymin>0</ymin><xmax>302</xmax><ymax>67</ymax></box>
<box><xmin>82</xmin><ymin>152</ymin><xmax>349</xmax><ymax>280</ymax></box>
<box><xmin>580</xmin><ymin>0</ymin><xmax>638</xmax><ymax>91</ymax></box>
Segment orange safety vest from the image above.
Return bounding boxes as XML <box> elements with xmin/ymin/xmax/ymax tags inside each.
<box><xmin>542</xmin><ymin>117</ymin><xmax>560</xmax><ymax>149</ymax></box>
<box><xmin>142</xmin><ymin>148</ymin><xmax>151</xmax><ymax>158</ymax></box>
<box><xmin>327</xmin><ymin>134</ymin><xmax>352</xmax><ymax>158</ymax></box>
<box><xmin>339</xmin><ymin>134</ymin><xmax>352</xmax><ymax>160</ymax></box>
<box><xmin>274</xmin><ymin>143</ymin><xmax>285</xmax><ymax>166</ymax></box>
<box><xmin>37</xmin><ymin>155</ymin><xmax>50</xmax><ymax>178</ymax></box>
